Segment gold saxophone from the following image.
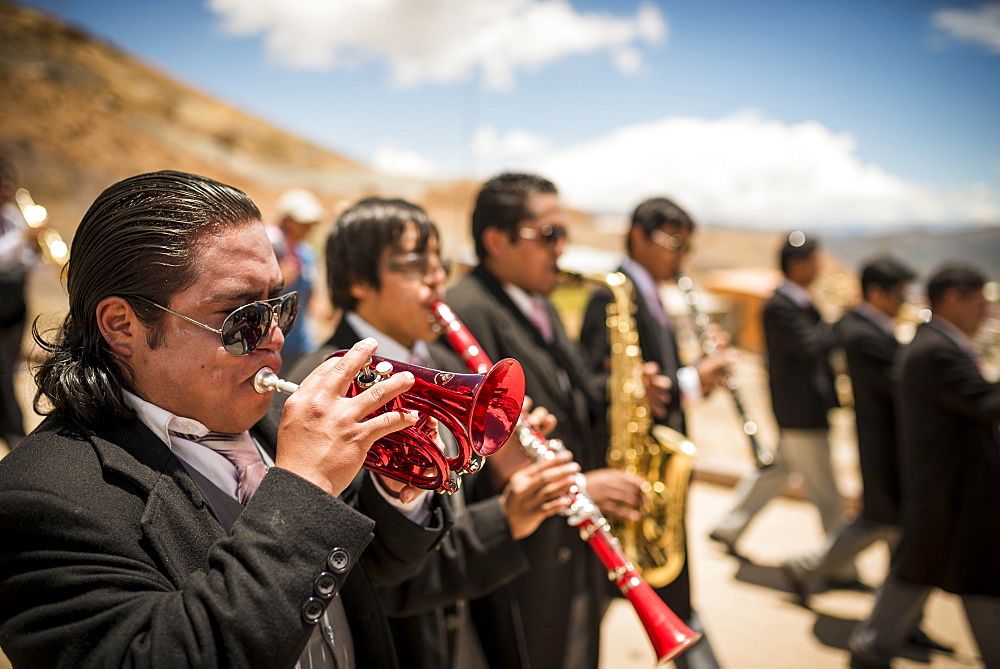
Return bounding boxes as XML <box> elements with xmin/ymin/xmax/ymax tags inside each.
<box><xmin>568</xmin><ymin>270</ymin><xmax>697</xmax><ymax>588</ymax></box>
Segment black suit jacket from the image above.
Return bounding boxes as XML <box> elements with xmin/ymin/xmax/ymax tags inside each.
<box><xmin>894</xmin><ymin>321</ymin><xmax>1000</xmax><ymax>596</ymax></box>
<box><xmin>836</xmin><ymin>309</ymin><xmax>902</xmax><ymax>525</ymax></box>
<box><xmin>762</xmin><ymin>289</ymin><xmax>839</xmax><ymax>429</ymax></box>
<box><xmin>447</xmin><ymin>265</ymin><xmax>607</xmax><ymax>669</ymax></box>
<box><xmin>578</xmin><ymin>265</ymin><xmax>694</xmax><ymax>619</ymax></box>
<box><xmin>0</xmin><ymin>410</ymin><xmax>449</xmax><ymax>667</ymax></box>
<box><xmin>288</xmin><ymin>317</ymin><xmax>531</xmax><ymax>669</ymax></box>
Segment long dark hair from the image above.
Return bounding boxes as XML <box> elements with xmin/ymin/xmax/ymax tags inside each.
<box><xmin>33</xmin><ymin>170</ymin><xmax>261</xmax><ymax>426</ymax></box>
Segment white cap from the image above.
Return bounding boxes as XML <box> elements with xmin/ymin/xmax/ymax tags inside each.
<box><xmin>276</xmin><ymin>189</ymin><xmax>323</xmax><ymax>224</ymax></box>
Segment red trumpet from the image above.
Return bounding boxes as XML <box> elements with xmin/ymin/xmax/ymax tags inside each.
<box><xmin>254</xmin><ymin>353</ymin><xmax>525</xmax><ymax>494</ymax></box>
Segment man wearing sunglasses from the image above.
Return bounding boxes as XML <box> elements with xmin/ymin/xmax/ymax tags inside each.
<box><xmin>0</xmin><ymin>171</ymin><xmax>453</xmax><ymax>667</ymax></box>
<box><xmin>447</xmin><ymin>172</ymin><xmax>648</xmax><ymax>668</ymax></box>
<box><xmin>285</xmin><ymin>196</ymin><xmax>580</xmax><ymax>668</ymax></box>
<box><xmin>579</xmin><ymin>196</ymin><xmax>730</xmax><ymax>668</ymax></box>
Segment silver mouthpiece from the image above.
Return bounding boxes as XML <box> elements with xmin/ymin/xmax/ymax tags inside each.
<box><xmin>253</xmin><ymin>367</ymin><xmax>300</xmax><ymax>395</ymax></box>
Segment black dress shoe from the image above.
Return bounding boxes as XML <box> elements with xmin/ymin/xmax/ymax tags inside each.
<box><xmin>849</xmin><ymin>654</ymin><xmax>890</xmax><ymax>669</ymax></box>
<box><xmin>907</xmin><ymin>628</ymin><xmax>954</xmax><ymax>654</ymax></box>
<box><xmin>825</xmin><ymin>576</ymin><xmax>874</xmax><ymax>593</ymax></box>
<box><xmin>708</xmin><ymin>530</ymin><xmax>739</xmax><ymax>556</ymax></box>
<box><xmin>779</xmin><ymin>561</ymin><xmax>812</xmax><ymax>607</ymax></box>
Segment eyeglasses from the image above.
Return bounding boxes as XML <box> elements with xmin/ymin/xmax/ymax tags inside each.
<box><xmin>385</xmin><ymin>253</ymin><xmax>451</xmax><ymax>283</ymax></box>
<box><xmin>517</xmin><ymin>224</ymin><xmax>568</xmax><ymax>246</ymax></box>
<box><xmin>131</xmin><ymin>292</ymin><xmax>299</xmax><ymax>356</ymax></box>
<box><xmin>650</xmin><ymin>229</ymin><xmax>692</xmax><ymax>254</ymax></box>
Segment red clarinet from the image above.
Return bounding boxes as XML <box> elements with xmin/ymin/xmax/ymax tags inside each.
<box><xmin>432</xmin><ymin>301</ymin><xmax>700</xmax><ymax>665</ymax></box>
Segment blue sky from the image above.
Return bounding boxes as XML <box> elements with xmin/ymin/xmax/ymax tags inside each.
<box><xmin>17</xmin><ymin>0</ymin><xmax>1000</xmax><ymax>229</ymax></box>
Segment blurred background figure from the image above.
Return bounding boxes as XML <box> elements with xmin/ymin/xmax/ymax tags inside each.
<box><xmin>268</xmin><ymin>188</ymin><xmax>324</xmax><ymax>371</ymax></box>
<box><xmin>710</xmin><ymin>233</ymin><xmax>850</xmax><ymax>578</ymax></box>
<box><xmin>0</xmin><ymin>158</ymin><xmax>43</xmax><ymax>452</ymax></box>
<box><xmin>849</xmin><ymin>263</ymin><xmax>1000</xmax><ymax>668</ymax></box>
<box><xmin>781</xmin><ymin>256</ymin><xmax>915</xmax><ymax>604</ymax></box>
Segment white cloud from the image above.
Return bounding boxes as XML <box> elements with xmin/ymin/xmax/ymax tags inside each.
<box><xmin>208</xmin><ymin>0</ymin><xmax>666</xmax><ymax>89</ymax></box>
<box><xmin>371</xmin><ymin>141</ymin><xmax>441</xmax><ymax>178</ymax></box>
<box><xmin>468</xmin><ymin>111</ymin><xmax>1000</xmax><ymax>228</ymax></box>
<box><xmin>931</xmin><ymin>3</ymin><xmax>1000</xmax><ymax>54</ymax></box>
<box><xmin>469</xmin><ymin>125</ymin><xmax>553</xmax><ymax>172</ymax></box>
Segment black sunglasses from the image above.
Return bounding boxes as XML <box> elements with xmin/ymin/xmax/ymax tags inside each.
<box><xmin>131</xmin><ymin>292</ymin><xmax>299</xmax><ymax>356</ymax></box>
<box><xmin>517</xmin><ymin>224</ymin><xmax>568</xmax><ymax>246</ymax></box>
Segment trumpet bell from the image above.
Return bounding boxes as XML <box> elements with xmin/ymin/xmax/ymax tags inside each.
<box><xmin>328</xmin><ymin>352</ymin><xmax>525</xmax><ymax>492</ymax></box>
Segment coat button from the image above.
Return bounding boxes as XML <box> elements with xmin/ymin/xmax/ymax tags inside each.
<box><xmin>557</xmin><ymin>546</ymin><xmax>572</xmax><ymax>564</ymax></box>
<box><xmin>314</xmin><ymin>572</ymin><xmax>338</xmax><ymax>599</ymax></box>
<box><xmin>327</xmin><ymin>548</ymin><xmax>350</xmax><ymax>573</ymax></box>
<box><xmin>301</xmin><ymin>597</ymin><xmax>325</xmax><ymax>624</ymax></box>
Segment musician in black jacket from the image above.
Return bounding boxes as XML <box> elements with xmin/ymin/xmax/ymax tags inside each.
<box><xmin>710</xmin><ymin>233</ymin><xmax>847</xmax><ymax>564</ymax></box>
<box><xmin>0</xmin><ymin>171</ymin><xmax>444</xmax><ymax>667</ymax></box>
<box><xmin>781</xmin><ymin>256</ymin><xmax>914</xmax><ymax>602</ymax></box>
<box><xmin>287</xmin><ymin>196</ymin><xmax>579</xmax><ymax>668</ymax></box>
<box><xmin>850</xmin><ymin>263</ymin><xmax>1000</xmax><ymax>668</ymax></box>
<box><xmin>448</xmin><ymin>173</ymin><xmax>647</xmax><ymax>668</ymax></box>
<box><xmin>579</xmin><ymin>197</ymin><xmax>729</xmax><ymax>668</ymax></box>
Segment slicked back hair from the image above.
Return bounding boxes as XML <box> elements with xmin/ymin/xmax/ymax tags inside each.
<box><xmin>471</xmin><ymin>173</ymin><xmax>557</xmax><ymax>260</ymax></box>
<box><xmin>326</xmin><ymin>197</ymin><xmax>437</xmax><ymax>312</ymax></box>
<box><xmin>33</xmin><ymin>170</ymin><xmax>261</xmax><ymax>426</ymax></box>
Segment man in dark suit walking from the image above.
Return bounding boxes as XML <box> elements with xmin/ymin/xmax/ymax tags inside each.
<box><xmin>287</xmin><ymin>196</ymin><xmax>580</xmax><ymax>668</ymax></box>
<box><xmin>579</xmin><ymin>196</ymin><xmax>729</xmax><ymax>667</ymax></box>
<box><xmin>0</xmin><ymin>171</ymin><xmax>450</xmax><ymax>667</ymax></box>
<box><xmin>782</xmin><ymin>256</ymin><xmax>916</xmax><ymax>603</ymax></box>
<box><xmin>710</xmin><ymin>233</ymin><xmax>847</xmax><ymax>564</ymax></box>
<box><xmin>448</xmin><ymin>173</ymin><xmax>647</xmax><ymax>668</ymax></box>
<box><xmin>849</xmin><ymin>263</ymin><xmax>1000</xmax><ymax>668</ymax></box>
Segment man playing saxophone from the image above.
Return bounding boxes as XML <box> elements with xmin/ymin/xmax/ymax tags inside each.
<box><xmin>579</xmin><ymin>196</ymin><xmax>730</xmax><ymax>668</ymax></box>
<box><xmin>447</xmin><ymin>173</ymin><xmax>649</xmax><ymax>668</ymax></box>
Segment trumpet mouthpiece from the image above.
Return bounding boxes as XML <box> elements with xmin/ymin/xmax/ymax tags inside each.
<box><xmin>253</xmin><ymin>367</ymin><xmax>299</xmax><ymax>395</ymax></box>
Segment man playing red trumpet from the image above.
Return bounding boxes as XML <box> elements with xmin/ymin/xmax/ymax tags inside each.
<box><xmin>0</xmin><ymin>171</ymin><xmax>460</xmax><ymax>667</ymax></box>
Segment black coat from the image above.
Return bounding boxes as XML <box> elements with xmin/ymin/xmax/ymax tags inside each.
<box><xmin>762</xmin><ymin>289</ymin><xmax>839</xmax><ymax>429</ymax></box>
<box><xmin>446</xmin><ymin>265</ymin><xmax>608</xmax><ymax>669</ymax></box>
<box><xmin>578</xmin><ymin>265</ymin><xmax>694</xmax><ymax>619</ymax></box>
<box><xmin>836</xmin><ymin>309</ymin><xmax>902</xmax><ymax>525</ymax></box>
<box><xmin>894</xmin><ymin>321</ymin><xmax>1000</xmax><ymax>596</ymax></box>
<box><xmin>288</xmin><ymin>317</ymin><xmax>531</xmax><ymax>669</ymax></box>
<box><xmin>0</xmin><ymin>410</ymin><xmax>449</xmax><ymax>668</ymax></box>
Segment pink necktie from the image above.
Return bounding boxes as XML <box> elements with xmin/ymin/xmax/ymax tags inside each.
<box><xmin>529</xmin><ymin>297</ymin><xmax>554</xmax><ymax>343</ymax></box>
<box><xmin>173</xmin><ymin>431</ymin><xmax>268</xmax><ymax>505</ymax></box>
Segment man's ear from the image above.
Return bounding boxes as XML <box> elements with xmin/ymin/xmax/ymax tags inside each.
<box><xmin>96</xmin><ymin>296</ymin><xmax>140</xmax><ymax>358</ymax></box>
<box><xmin>481</xmin><ymin>227</ymin><xmax>510</xmax><ymax>259</ymax></box>
<box><xmin>349</xmin><ymin>278</ymin><xmax>375</xmax><ymax>302</ymax></box>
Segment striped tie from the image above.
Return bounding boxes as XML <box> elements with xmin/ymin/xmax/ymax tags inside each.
<box><xmin>172</xmin><ymin>431</ymin><xmax>268</xmax><ymax>505</ymax></box>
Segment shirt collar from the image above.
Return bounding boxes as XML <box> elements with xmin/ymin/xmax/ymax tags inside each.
<box><xmin>123</xmin><ymin>389</ymin><xmax>214</xmax><ymax>446</ymax></box>
<box><xmin>776</xmin><ymin>279</ymin><xmax>813</xmax><ymax>308</ymax></box>
<box><xmin>344</xmin><ymin>311</ymin><xmax>430</xmax><ymax>365</ymax></box>
<box><xmin>926</xmin><ymin>315</ymin><xmax>977</xmax><ymax>357</ymax></box>
<box><xmin>502</xmin><ymin>282</ymin><xmax>542</xmax><ymax>320</ymax></box>
<box><xmin>621</xmin><ymin>256</ymin><xmax>661</xmax><ymax>301</ymax></box>
<box><xmin>854</xmin><ymin>301</ymin><xmax>896</xmax><ymax>337</ymax></box>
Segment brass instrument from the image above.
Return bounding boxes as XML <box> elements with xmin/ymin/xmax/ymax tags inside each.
<box><xmin>567</xmin><ymin>270</ymin><xmax>696</xmax><ymax>588</ymax></box>
<box><xmin>253</xmin><ymin>352</ymin><xmax>525</xmax><ymax>494</ymax></box>
<box><xmin>676</xmin><ymin>275</ymin><xmax>775</xmax><ymax>469</ymax></box>
<box><xmin>14</xmin><ymin>188</ymin><xmax>68</xmax><ymax>267</ymax></box>
<box><xmin>432</xmin><ymin>300</ymin><xmax>701</xmax><ymax>664</ymax></box>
